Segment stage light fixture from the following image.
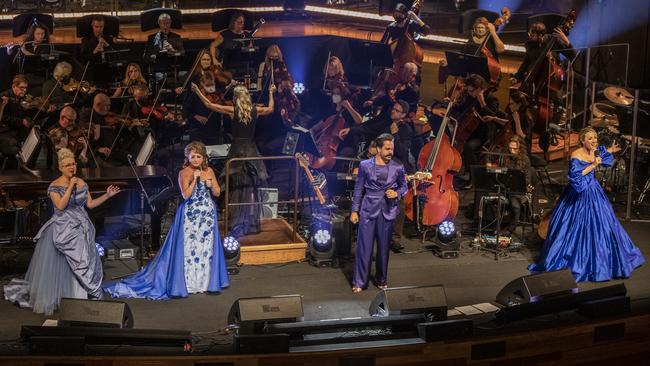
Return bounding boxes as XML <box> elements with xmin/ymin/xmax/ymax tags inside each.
<box><xmin>95</xmin><ymin>243</ymin><xmax>105</xmax><ymax>257</ymax></box>
<box><xmin>309</xmin><ymin>214</ymin><xmax>335</xmax><ymax>266</ymax></box>
<box><xmin>436</xmin><ymin>220</ymin><xmax>457</xmax><ymax>244</ymax></box>
<box><xmin>293</xmin><ymin>82</ymin><xmax>305</xmax><ymax>95</ymax></box>
<box><xmin>223</xmin><ymin>236</ymin><xmax>240</xmax><ymax>259</ymax></box>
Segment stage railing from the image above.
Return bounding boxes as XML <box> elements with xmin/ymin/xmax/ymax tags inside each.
<box><xmin>223</xmin><ymin>155</ymin><xmax>301</xmax><ymax>240</ymax></box>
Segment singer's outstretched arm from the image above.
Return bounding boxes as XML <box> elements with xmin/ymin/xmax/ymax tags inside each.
<box><xmin>86</xmin><ymin>182</ymin><xmax>120</xmax><ymax>209</ymax></box>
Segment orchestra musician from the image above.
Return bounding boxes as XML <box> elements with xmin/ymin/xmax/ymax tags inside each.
<box><xmin>210</xmin><ymin>12</ymin><xmax>246</xmax><ymax>68</ymax></box>
<box><xmin>0</xmin><ymin>75</ymin><xmax>34</xmax><ymax>141</ymax></box>
<box><xmin>367</xmin><ymin>62</ymin><xmax>420</xmax><ymax>117</ymax></box>
<box><xmin>144</xmin><ymin>13</ymin><xmax>185</xmax><ymax>81</ymax></box>
<box><xmin>258</xmin><ymin>74</ymin><xmax>301</xmax><ymax>156</ymax></box>
<box><xmin>122</xmin><ymin>83</ymin><xmax>179</xmax><ymax>149</ymax></box>
<box><xmin>111</xmin><ymin>63</ymin><xmax>147</xmax><ymax>99</ymax></box>
<box><xmin>183</xmin><ymin>72</ymin><xmax>224</xmax><ymax>145</ymax></box>
<box><xmin>380</xmin><ymin>3</ymin><xmax>430</xmax><ymax>70</ymax></box>
<box><xmin>48</xmin><ymin>126</ymin><xmax>89</xmax><ymax>167</ymax></box>
<box><xmin>323</xmin><ymin>55</ymin><xmax>346</xmax><ymax>93</ymax></box>
<box><xmin>41</xmin><ymin>61</ymin><xmax>95</xmax><ymax>115</ymax></box>
<box><xmin>77</xmin><ymin>93</ymin><xmax>120</xmax><ymax>165</ymax></box>
<box><xmin>79</xmin><ymin>15</ymin><xmax>114</xmax><ymax>88</ymax></box>
<box><xmin>455</xmin><ymin>74</ymin><xmax>500</xmax><ymax>188</ymax></box>
<box><xmin>511</xmin><ymin>21</ymin><xmax>574</xmax><ymax>85</ymax></box>
<box><xmin>19</xmin><ymin>22</ymin><xmax>51</xmax><ymax>87</ymax></box>
<box><xmin>257</xmin><ymin>44</ymin><xmax>290</xmax><ymax>92</ymax></box>
<box><xmin>461</xmin><ymin>16</ymin><xmax>505</xmax><ymax>61</ymax></box>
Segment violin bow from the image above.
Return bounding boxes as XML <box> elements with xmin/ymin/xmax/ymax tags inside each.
<box><xmin>72</xmin><ymin>60</ymin><xmax>91</xmax><ymax>105</ymax></box>
<box><xmin>33</xmin><ymin>78</ymin><xmax>61</xmax><ymax>121</ymax></box>
<box><xmin>322</xmin><ymin>51</ymin><xmax>331</xmax><ymax>91</ymax></box>
<box><xmin>146</xmin><ymin>75</ymin><xmax>167</xmax><ymax>122</ymax></box>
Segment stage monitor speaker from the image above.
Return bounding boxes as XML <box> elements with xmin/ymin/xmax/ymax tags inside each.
<box><xmin>234</xmin><ymin>333</ymin><xmax>290</xmax><ymax>354</ymax></box>
<box><xmin>369</xmin><ymin>285</ymin><xmax>447</xmax><ymax>321</ymax></box>
<box><xmin>58</xmin><ymin>298</ymin><xmax>134</xmax><ymax>328</ymax></box>
<box><xmin>258</xmin><ymin>188</ymin><xmax>278</xmax><ymax>219</ymax></box>
<box><xmin>228</xmin><ymin>295</ymin><xmax>304</xmax><ymax>334</ymax></box>
<box><xmin>495</xmin><ymin>269</ymin><xmax>578</xmax><ymax>307</ymax></box>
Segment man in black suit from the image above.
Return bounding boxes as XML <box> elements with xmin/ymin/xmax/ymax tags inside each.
<box><xmin>144</xmin><ymin>13</ymin><xmax>185</xmax><ymax>84</ymax></box>
<box><xmin>79</xmin><ymin>15</ymin><xmax>114</xmax><ymax>89</ymax></box>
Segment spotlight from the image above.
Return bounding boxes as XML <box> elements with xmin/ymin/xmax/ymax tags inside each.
<box><xmin>436</xmin><ymin>221</ymin><xmax>457</xmax><ymax>244</ymax></box>
<box><xmin>95</xmin><ymin>243</ymin><xmax>105</xmax><ymax>257</ymax></box>
<box><xmin>309</xmin><ymin>214</ymin><xmax>335</xmax><ymax>266</ymax></box>
<box><xmin>293</xmin><ymin>82</ymin><xmax>305</xmax><ymax>95</ymax></box>
<box><xmin>432</xmin><ymin>220</ymin><xmax>459</xmax><ymax>259</ymax></box>
<box><xmin>223</xmin><ymin>236</ymin><xmax>241</xmax><ymax>273</ymax></box>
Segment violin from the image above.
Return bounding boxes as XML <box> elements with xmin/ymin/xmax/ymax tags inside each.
<box><xmin>104</xmin><ymin>112</ymin><xmax>150</xmax><ymax>128</ymax></box>
<box><xmin>67</xmin><ymin>123</ymin><xmax>96</xmax><ymax>154</ymax></box>
<box><xmin>20</xmin><ymin>94</ymin><xmax>48</xmax><ymax>110</ymax></box>
<box><xmin>62</xmin><ymin>78</ymin><xmax>95</xmax><ymax>93</ymax></box>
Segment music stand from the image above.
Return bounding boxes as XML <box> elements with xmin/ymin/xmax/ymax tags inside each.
<box><xmin>12</xmin><ymin>13</ymin><xmax>54</xmax><ymax>37</ymax></box>
<box><xmin>444</xmin><ymin>51</ymin><xmax>491</xmax><ymax>82</ymax></box>
<box><xmin>458</xmin><ymin>9</ymin><xmax>499</xmax><ymax>34</ymax></box>
<box><xmin>17</xmin><ymin>127</ymin><xmax>41</xmax><ymax>176</ymax></box>
<box><xmin>283</xmin><ymin>125</ymin><xmax>321</xmax><ymax>157</ymax></box>
<box><xmin>135</xmin><ymin>133</ymin><xmax>156</xmax><ymax>166</ymax></box>
<box><xmin>140</xmin><ymin>8</ymin><xmax>183</xmax><ymax>32</ymax></box>
<box><xmin>76</xmin><ymin>15</ymin><xmax>120</xmax><ymax>38</ymax></box>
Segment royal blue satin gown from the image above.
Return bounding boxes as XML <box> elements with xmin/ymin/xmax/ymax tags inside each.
<box><xmin>103</xmin><ymin>181</ymin><xmax>229</xmax><ymax>299</ymax></box>
<box><xmin>528</xmin><ymin>146</ymin><xmax>645</xmax><ymax>282</ymax></box>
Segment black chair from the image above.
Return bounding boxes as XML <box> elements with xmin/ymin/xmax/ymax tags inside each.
<box><xmin>12</xmin><ymin>13</ymin><xmax>54</xmax><ymax>37</ymax></box>
<box><xmin>76</xmin><ymin>14</ymin><xmax>120</xmax><ymax>38</ymax></box>
<box><xmin>140</xmin><ymin>8</ymin><xmax>183</xmax><ymax>32</ymax></box>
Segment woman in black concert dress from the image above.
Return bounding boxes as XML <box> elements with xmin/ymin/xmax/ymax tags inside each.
<box><xmin>191</xmin><ymin>82</ymin><xmax>276</xmax><ymax>238</ymax></box>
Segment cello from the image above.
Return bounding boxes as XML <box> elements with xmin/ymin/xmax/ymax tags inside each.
<box><xmin>518</xmin><ymin>9</ymin><xmax>577</xmax><ymax>135</ymax></box>
<box><xmin>404</xmin><ymin>97</ymin><xmax>462</xmax><ymax>227</ymax></box>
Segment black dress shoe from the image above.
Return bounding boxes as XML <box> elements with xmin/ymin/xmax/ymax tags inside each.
<box><xmin>391</xmin><ymin>240</ymin><xmax>404</xmax><ymax>253</ymax></box>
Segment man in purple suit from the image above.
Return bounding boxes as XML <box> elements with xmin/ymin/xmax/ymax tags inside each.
<box><xmin>350</xmin><ymin>133</ymin><xmax>408</xmax><ymax>293</ymax></box>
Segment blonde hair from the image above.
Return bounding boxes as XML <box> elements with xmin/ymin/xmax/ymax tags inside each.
<box><xmin>53</xmin><ymin>61</ymin><xmax>72</xmax><ymax>80</ymax></box>
<box><xmin>233</xmin><ymin>85</ymin><xmax>253</xmax><ymax>124</ymax></box>
<box><xmin>265</xmin><ymin>44</ymin><xmax>284</xmax><ymax>63</ymax></box>
<box><xmin>183</xmin><ymin>141</ymin><xmax>208</xmax><ymax>169</ymax></box>
<box><xmin>57</xmin><ymin>148</ymin><xmax>75</xmax><ymax>166</ymax></box>
<box><xmin>123</xmin><ymin>63</ymin><xmax>146</xmax><ymax>85</ymax></box>
<box><xmin>579</xmin><ymin>127</ymin><xmax>597</xmax><ymax>144</ymax></box>
<box><xmin>325</xmin><ymin>56</ymin><xmax>344</xmax><ymax>79</ymax></box>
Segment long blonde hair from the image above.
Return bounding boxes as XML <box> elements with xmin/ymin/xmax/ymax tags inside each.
<box><xmin>233</xmin><ymin>85</ymin><xmax>253</xmax><ymax>124</ymax></box>
<box><xmin>123</xmin><ymin>63</ymin><xmax>146</xmax><ymax>85</ymax></box>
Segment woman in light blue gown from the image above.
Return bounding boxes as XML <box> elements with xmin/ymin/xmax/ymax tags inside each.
<box><xmin>4</xmin><ymin>148</ymin><xmax>120</xmax><ymax>315</ymax></box>
<box><xmin>529</xmin><ymin>127</ymin><xmax>645</xmax><ymax>282</ymax></box>
<box><xmin>103</xmin><ymin>141</ymin><xmax>229</xmax><ymax>299</ymax></box>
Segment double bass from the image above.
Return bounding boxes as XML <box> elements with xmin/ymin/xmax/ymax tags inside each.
<box><xmin>389</xmin><ymin>0</ymin><xmax>425</xmax><ymax>70</ymax></box>
<box><xmin>518</xmin><ymin>9</ymin><xmax>577</xmax><ymax>135</ymax></box>
<box><xmin>475</xmin><ymin>7</ymin><xmax>511</xmax><ymax>86</ymax></box>
<box><xmin>404</xmin><ymin>99</ymin><xmax>462</xmax><ymax>227</ymax></box>
<box><xmin>310</xmin><ymin>109</ymin><xmax>348</xmax><ymax>170</ymax></box>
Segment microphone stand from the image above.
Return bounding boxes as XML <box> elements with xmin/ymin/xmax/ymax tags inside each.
<box><xmin>126</xmin><ymin>154</ymin><xmax>156</xmax><ymax>268</ymax></box>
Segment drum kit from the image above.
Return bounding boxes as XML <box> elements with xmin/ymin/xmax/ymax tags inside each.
<box><xmin>590</xmin><ymin>87</ymin><xmax>650</xmax><ymax>205</ymax></box>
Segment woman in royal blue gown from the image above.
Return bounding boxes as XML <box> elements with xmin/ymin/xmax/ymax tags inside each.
<box><xmin>104</xmin><ymin>142</ymin><xmax>229</xmax><ymax>299</ymax></box>
<box><xmin>529</xmin><ymin>127</ymin><xmax>645</xmax><ymax>282</ymax></box>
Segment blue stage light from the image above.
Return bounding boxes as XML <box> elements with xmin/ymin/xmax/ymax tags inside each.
<box><xmin>436</xmin><ymin>220</ymin><xmax>457</xmax><ymax>244</ymax></box>
<box><xmin>223</xmin><ymin>236</ymin><xmax>240</xmax><ymax>259</ymax></box>
<box><xmin>293</xmin><ymin>82</ymin><xmax>305</xmax><ymax>95</ymax></box>
<box><xmin>95</xmin><ymin>243</ymin><xmax>105</xmax><ymax>257</ymax></box>
<box><xmin>310</xmin><ymin>215</ymin><xmax>333</xmax><ymax>253</ymax></box>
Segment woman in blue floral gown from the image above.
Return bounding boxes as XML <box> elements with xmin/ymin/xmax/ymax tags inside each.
<box><xmin>4</xmin><ymin>148</ymin><xmax>120</xmax><ymax>315</ymax></box>
<box><xmin>104</xmin><ymin>142</ymin><xmax>229</xmax><ymax>299</ymax></box>
<box><xmin>529</xmin><ymin>127</ymin><xmax>645</xmax><ymax>282</ymax></box>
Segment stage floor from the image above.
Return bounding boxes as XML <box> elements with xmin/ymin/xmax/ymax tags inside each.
<box><xmin>1</xmin><ymin>213</ymin><xmax>649</xmax><ymax>353</ymax></box>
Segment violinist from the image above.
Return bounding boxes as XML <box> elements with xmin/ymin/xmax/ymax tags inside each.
<box><xmin>80</xmin><ymin>15</ymin><xmax>114</xmax><ymax>89</ymax></box>
<box><xmin>144</xmin><ymin>13</ymin><xmax>185</xmax><ymax>80</ymax></box>
<box><xmin>123</xmin><ymin>83</ymin><xmax>179</xmax><ymax>148</ymax></box>
<box><xmin>380</xmin><ymin>3</ymin><xmax>430</xmax><ymax>70</ymax></box>
<box><xmin>323</xmin><ymin>55</ymin><xmax>347</xmax><ymax>93</ymax></box>
<box><xmin>511</xmin><ymin>22</ymin><xmax>574</xmax><ymax>85</ymax></box>
<box><xmin>0</xmin><ymin>75</ymin><xmax>34</xmax><ymax>141</ymax></box>
<box><xmin>77</xmin><ymin>93</ymin><xmax>116</xmax><ymax>164</ymax></box>
<box><xmin>461</xmin><ymin>17</ymin><xmax>505</xmax><ymax>61</ymax></box>
<box><xmin>506</xmin><ymin>91</ymin><xmax>534</xmax><ymax>152</ymax></box>
<box><xmin>209</xmin><ymin>12</ymin><xmax>246</xmax><ymax>68</ymax></box>
<box><xmin>48</xmin><ymin>126</ymin><xmax>89</xmax><ymax>167</ymax></box>
<box><xmin>41</xmin><ymin>61</ymin><xmax>95</xmax><ymax>114</ymax></box>
<box><xmin>111</xmin><ymin>63</ymin><xmax>147</xmax><ymax>99</ymax></box>
<box><xmin>257</xmin><ymin>44</ymin><xmax>290</xmax><ymax>93</ymax></box>
<box><xmin>177</xmin><ymin>49</ymin><xmax>233</xmax><ymax>96</ymax></box>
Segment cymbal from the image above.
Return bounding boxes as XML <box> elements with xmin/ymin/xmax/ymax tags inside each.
<box><xmin>603</xmin><ymin>87</ymin><xmax>634</xmax><ymax>106</ymax></box>
<box><xmin>591</xmin><ymin>102</ymin><xmax>616</xmax><ymax>119</ymax></box>
<box><xmin>590</xmin><ymin>118</ymin><xmax>618</xmax><ymax>128</ymax></box>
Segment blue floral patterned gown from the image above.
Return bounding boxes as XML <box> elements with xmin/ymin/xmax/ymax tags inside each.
<box><xmin>528</xmin><ymin>146</ymin><xmax>645</xmax><ymax>282</ymax></box>
<box><xmin>104</xmin><ymin>181</ymin><xmax>229</xmax><ymax>299</ymax></box>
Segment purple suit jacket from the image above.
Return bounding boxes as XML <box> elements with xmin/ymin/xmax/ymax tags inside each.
<box><xmin>351</xmin><ymin>157</ymin><xmax>408</xmax><ymax>221</ymax></box>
